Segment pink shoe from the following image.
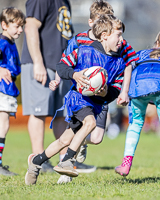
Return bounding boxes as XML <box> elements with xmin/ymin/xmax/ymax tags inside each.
<box><xmin>115</xmin><ymin>156</ymin><xmax>133</xmax><ymax>177</ymax></box>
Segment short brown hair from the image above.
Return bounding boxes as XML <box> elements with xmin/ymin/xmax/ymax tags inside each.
<box><xmin>90</xmin><ymin>0</ymin><xmax>114</xmax><ymax>21</ymax></box>
<box><xmin>150</xmin><ymin>32</ymin><xmax>160</xmax><ymax>59</ymax></box>
<box><xmin>108</xmin><ymin>15</ymin><xmax>125</xmax><ymax>33</ymax></box>
<box><xmin>0</xmin><ymin>7</ymin><xmax>26</xmax><ymax>26</ymax></box>
<box><xmin>92</xmin><ymin>15</ymin><xmax>124</xmax><ymax>40</ymax></box>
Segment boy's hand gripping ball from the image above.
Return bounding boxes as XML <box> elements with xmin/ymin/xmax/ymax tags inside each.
<box><xmin>77</xmin><ymin>66</ymin><xmax>108</xmax><ymax>96</ymax></box>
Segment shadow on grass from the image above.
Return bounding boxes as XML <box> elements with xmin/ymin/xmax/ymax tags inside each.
<box><xmin>120</xmin><ymin>176</ymin><xmax>160</xmax><ymax>184</ymax></box>
<box><xmin>97</xmin><ymin>166</ymin><xmax>114</xmax><ymax>170</ymax></box>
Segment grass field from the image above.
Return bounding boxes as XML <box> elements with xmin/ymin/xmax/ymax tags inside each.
<box><xmin>1</xmin><ymin>128</ymin><xmax>160</xmax><ymax>200</ymax></box>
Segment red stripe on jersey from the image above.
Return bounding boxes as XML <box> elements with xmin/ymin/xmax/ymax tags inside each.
<box><xmin>62</xmin><ymin>52</ymin><xmax>66</xmax><ymax>57</ymax></box>
<box><xmin>114</xmin><ymin>79</ymin><xmax>123</xmax><ymax>83</ymax></box>
<box><xmin>67</xmin><ymin>55</ymin><xmax>74</xmax><ymax>66</ymax></box>
<box><xmin>112</xmin><ymin>85</ymin><xmax>121</xmax><ymax>91</ymax></box>
<box><xmin>121</xmin><ymin>46</ymin><xmax>132</xmax><ymax>57</ymax></box>
<box><xmin>77</xmin><ymin>33</ymin><xmax>88</xmax><ymax>37</ymax></box>
<box><xmin>77</xmin><ymin>40</ymin><xmax>93</xmax><ymax>45</ymax></box>
<box><xmin>61</xmin><ymin>58</ymin><xmax>70</xmax><ymax>66</ymax></box>
<box><xmin>72</xmin><ymin>50</ymin><xmax>78</xmax><ymax>60</ymax></box>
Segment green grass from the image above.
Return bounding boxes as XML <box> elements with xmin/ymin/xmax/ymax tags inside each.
<box><xmin>1</xmin><ymin>128</ymin><xmax>160</xmax><ymax>200</ymax></box>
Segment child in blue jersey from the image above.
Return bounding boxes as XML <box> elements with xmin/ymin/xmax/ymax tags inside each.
<box><xmin>25</xmin><ymin>15</ymin><xmax>138</xmax><ymax>185</ymax></box>
<box><xmin>50</xmin><ymin>0</ymin><xmax>114</xmax><ymax>183</ymax></box>
<box><xmin>49</xmin><ymin>1</ymin><xmax>138</xmax><ymax>169</ymax></box>
<box><xmin>0</xmin><ymin>7</ymin><xmax>25</xmax><ymax>176</ymax></box>
<box><xmin>115</xmin><ymin>32</ymin><xmax>160</xmax><ymax>177</ymax></box>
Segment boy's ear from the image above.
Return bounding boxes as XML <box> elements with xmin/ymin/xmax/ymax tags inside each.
<box><xmin>1</xmin><ymin>21</ymin><xmax>8</xmax><ymax>30</ymax></box>
<box><xmin>88</xmin><ymin>19</ymin><xmax>94</xmax><ymax>28</ymax></box>
<box><xmin>101</xmin><ymin>32</ymin><xmax>108</xmax><ymax>40</ymax></box>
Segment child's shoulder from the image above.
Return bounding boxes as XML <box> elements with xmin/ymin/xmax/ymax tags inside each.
<box><xmin>0</xmin><ymin>34</ymin><xmax>14</xmax><ymax>49</ymax></box>
<box><xmin>137</xmin><ymin>49</ymin><xmax>153</xmax><ymax>61</ymax></box>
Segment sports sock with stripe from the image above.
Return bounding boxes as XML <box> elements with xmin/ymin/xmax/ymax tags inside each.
<box><xmin>0</xmin><ymin>137</ymin><xmax>5</xmax><ymax>166</ymax></box>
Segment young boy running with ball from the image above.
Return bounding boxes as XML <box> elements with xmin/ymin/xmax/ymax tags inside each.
<box><xmin>25</xmin><ymin>15</ymin><xmax>137</xmax><ymax>185</ymax></box>
<box><xmin>50</xmin><ymin>1</ymin><xmax>138</xmax><ymax>183</ymax></box>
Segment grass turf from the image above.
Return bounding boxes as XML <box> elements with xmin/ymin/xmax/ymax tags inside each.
<box><xmin>1</xmin><ymin>128</ymin><xmax>160</xmax><ymax>200</ymax></box>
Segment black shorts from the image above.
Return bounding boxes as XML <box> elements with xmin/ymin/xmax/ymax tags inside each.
<box><xmin>68</xmin><ymin>107</ymin><xmax>94</xmax><ymax>134</ymax></box>
<box><xmin>96</xmin><ymin>104</ymin><xmax>108</xmax><ymax>129</ymax></box>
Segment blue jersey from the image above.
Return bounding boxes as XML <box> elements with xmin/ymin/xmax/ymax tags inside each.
<box><xmin>62</xmin><ymin>30</ymin><xmax>139</xmax><ymax>67</ymax></box>
<box><xmin>129</xmin><ymin>49</ymin><xmax>160</xmax><ymax>98</ymax></box>
<box><xmin>56</xmin><ymin>41</ymin><xmax>126</xmax><ymax>122</ymax></box>
<box><xmin>0</xmin><ymin>34</ymin><xmax>21</xmax><ymax>97</ymax></box>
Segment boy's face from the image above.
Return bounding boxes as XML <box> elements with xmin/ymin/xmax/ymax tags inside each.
<box><xmin>106</xmin><ymin>28</ymin><xmax>123</xmax><ymax>52</ymax></box>
<box><xmin>2</xmin><ymin>21</ymin><xmax>23</xmax><ymax>41</ymax></box>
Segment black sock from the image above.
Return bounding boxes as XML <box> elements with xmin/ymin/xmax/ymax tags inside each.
<box><xmin>62</xmin><ymin>148</ymin><xmax>77</xmax><ymax>162</ymax></box>
<box><xmin>33</xmin><ymin>151</ymin><xmax>49</xmax><ymax>165</ymax></box>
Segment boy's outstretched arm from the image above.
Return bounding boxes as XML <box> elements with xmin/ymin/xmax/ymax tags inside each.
<box><xmin>117</xmin><ymin>64</ymin><xmax>132</xmax><ymax>106</ymax></box>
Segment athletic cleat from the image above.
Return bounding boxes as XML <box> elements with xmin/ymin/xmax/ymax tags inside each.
<box><xmin>57</xmin><ymin>175</ymin><xmax>72</xmax><ymax>184</ymax></box>
<box><xmin>115</xmin><ymin>165</ymin><xmax>131</xmax><ymax>176</ymax></box>
<box><xmin>0</xmin><ymin>165</ymin><xmax>18</xmax><ymax>176</ymax></box>
<box><xmin>40</xmin><ymin>160</ymin><xmax>54</xmax><ymax>173</ymax></box>
<box><xmin>54</xmin><ymin>158</ymin><xmax>78</xmax><ymax>177</ymax></box>
<box><xmin>74</xmin><ymin>161</ymin><xmax>97</xmax><ymax>173</ymax></box>
<box><xmin>76</xmin><ymin>145</ymin><xmax>87</xmax><ymax>163</ymax></box>
<box><xmin>25</xmin><ymin>154</ymin><xmax>42</xmax><ymax>185</ymax></box>
<box><xmin>115</xmin><ymin>156</ymin><xmax>133</xmax><ymax>177</ymax></box>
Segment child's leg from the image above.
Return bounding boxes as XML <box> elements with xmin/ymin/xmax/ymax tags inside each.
<box><xmin>86</xmin><ymin>105</ymin><xmax>108</xmax><ymax>145</ymax></box>
<box><xmin>33</xmin><ymin>128</ymin><xmax>75</xmax><ymax>164</ymax></box>
<box><xmin>76</xmin><ymin>105</ymin><xmax>107</xmax><ymax>163</ymax></box>
<box><xmin>115</xmin><ymin>97</ymin><xmax>149</xmax><ymax>176</ymax></box>
<box><xmin>53</xmin><ymin>114</ymin><xmax>96</xmax><ymax>177</ymax></box>
<box><xmin>68</xmin><ymin>115</ymin><xmax>96</xmax><ymax>152</ymax></box>
<box><xmin>25</xmin><ymin>128</ymin><xmax>75</xmax><ymax>185</ymax></box>
<box><xmin>0</xmin><ymin>112</ymin><xmax>9</xmax><ymax>166</ymax></box>
<box><xmin>154</xmin><ymin>95</ymin><xmax>160</xmax><ymax>121</ymax></box>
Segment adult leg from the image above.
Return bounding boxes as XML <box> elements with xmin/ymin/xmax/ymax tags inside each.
<box><xmin>28</xmin><ymin>115</ymin><xmax>45</xmax><ymax>154</ymax></box>
<box><xmin>21</xmin><ymin>64</ymin><xmax>56</xmax><ymax>173</ymax></box>
<box><xmin>52</xmin><ymin>116</ymin><xmax>68</xmax><ymax>157</ymax></box>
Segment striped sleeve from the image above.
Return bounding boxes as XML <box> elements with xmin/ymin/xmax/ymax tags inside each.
<box><xmin>60</xmin><ymin>49</ymin><xmax>78</xmax><ymax>67</ymax></box>
<box><xmin>120</xmin><ymin>39</ymin><xmax>139</xmax><ymax>66</ymax></box>
<box><xmin>76</xmin><ymin>32</ymin><xmax>93</xmax><ymax>46</ymax></box>
<box><xmin>110</xmin><ymin>72</ymin><xmax>124</xmax><ymax>91</ymax></box>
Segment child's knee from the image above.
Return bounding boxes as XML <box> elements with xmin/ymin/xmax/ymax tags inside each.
<box><xmin>58</xmin><ymin>137</ymin><xmax>70</xmax><ymax>147</ymax></box>
<box><xmin>90</xmin><ymin>128</ymin><xmax>104</xmax><ymax>145</ymax></box>
<box><xmin>83</xmin><ymin>116</ymin><xmax>96</xmax><ymax>130</ymax></box>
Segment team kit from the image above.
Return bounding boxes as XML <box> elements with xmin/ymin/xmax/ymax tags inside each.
<box><xmin>0</xmin><ymin>0</ymin><xmax>160</xmax><ymax>186</ymax></box>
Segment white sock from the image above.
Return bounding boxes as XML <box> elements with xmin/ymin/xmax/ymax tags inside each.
<box><xmin>59</xmin><ymin>154</ymin><xmax>65</xmax><ymax>161</ymax></box>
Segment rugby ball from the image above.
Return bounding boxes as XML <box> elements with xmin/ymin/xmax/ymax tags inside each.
<box><xmin>77</xmin><ymin>66</ymin><xmax>108</xmax><ymax>96</ymax></box>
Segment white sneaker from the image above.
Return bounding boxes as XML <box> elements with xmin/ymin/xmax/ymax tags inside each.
<box><xmin>57</xmin><ymin>175</ymin><xmax>72</xmax><ymax>184</ymax></box>
<box><xmin>76</xmin><ymin>145</ymin><xmax>87</xmax><ymax>163</ymax></box>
